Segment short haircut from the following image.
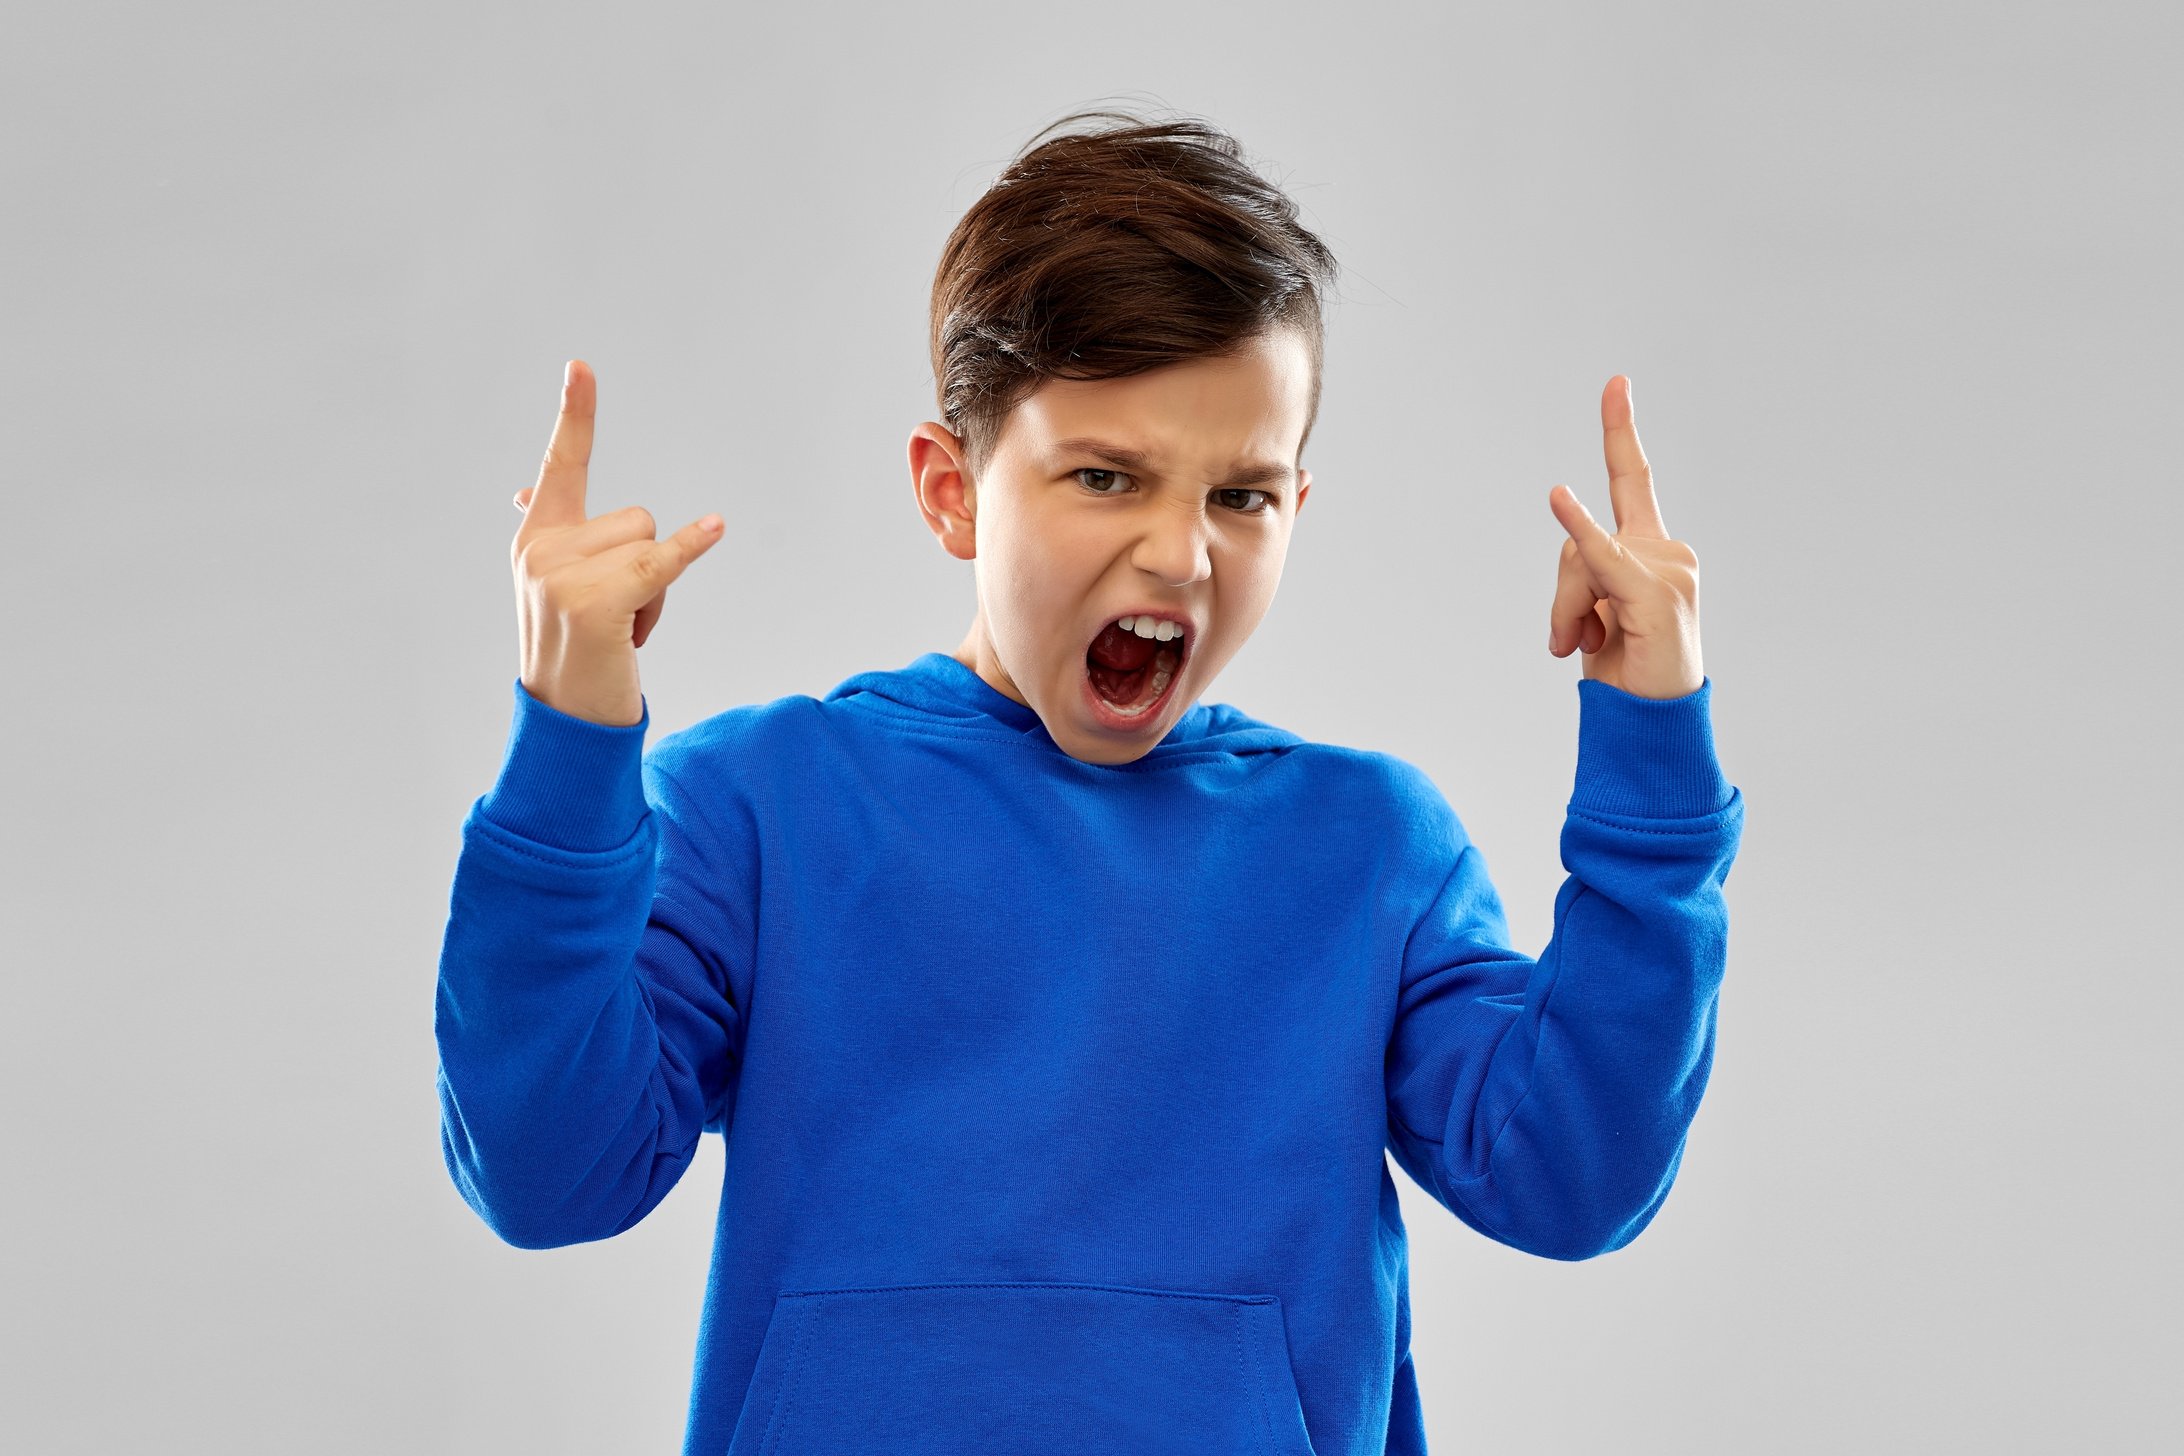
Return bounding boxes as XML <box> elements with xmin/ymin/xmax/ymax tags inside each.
<box><xmin>929</xmin><ymin>107</ymin><xmax>1341</xmax><ymax>485</ymax></box>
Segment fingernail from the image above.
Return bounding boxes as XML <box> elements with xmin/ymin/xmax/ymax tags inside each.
<box><xmin>563</xmin><ymin>361</ymin><xmax>574</xmax><ymax>388</ymax></box>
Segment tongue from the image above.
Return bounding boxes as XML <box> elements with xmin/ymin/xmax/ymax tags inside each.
<box><xmin>1088</xmin><ymin>621</ymin><xmax>1159</xmax><ymax>672</ymax></box>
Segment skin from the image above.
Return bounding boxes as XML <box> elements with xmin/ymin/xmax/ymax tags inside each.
<box><xmin>1544</xmin><ymin>376</ymin><xmax>1707</xmax><ymax>702</ymax></box>
<box><xmin>509</xmin><ymin>362</ymin><xmax>1705</xmax><ymax>737</ymax></box>
<box><xmin>906</xmin><ymin>328</ymin><xmax>1317</xmax><ymax>766</ymax></box>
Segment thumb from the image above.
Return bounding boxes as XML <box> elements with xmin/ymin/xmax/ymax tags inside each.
<box><xmin>633</xmin><ymin>585</ymin><xmax>667</xmax><ymax>649</ymax></box>
<box><xmin>513</xmin><ymin>486</ymin><xmax>535</xmax><ymax>513</ymax></box>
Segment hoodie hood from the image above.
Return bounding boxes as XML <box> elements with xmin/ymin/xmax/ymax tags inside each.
<box><xmin>823</xmin><ymin>652</ymin><xmax>1303</xmax><ymax>763</ymax></box>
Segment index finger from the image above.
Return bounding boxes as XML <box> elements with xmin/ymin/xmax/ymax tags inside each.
<box><xmin>528</xmin><ymin>359</ymin><xmax>595</xmax><ymax>528</ymax></box>
<box><xmin>1600</xmin><ymin>375</ymin><xmax>1669</xmax><ymax>539</ymax></box>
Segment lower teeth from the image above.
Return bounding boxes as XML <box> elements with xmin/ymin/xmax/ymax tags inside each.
<box><xmin>1092</xmin><ymin>642</ymin><xmax>1181</xmax><ymax>718</ymax></box>
<box><xmin>1100</xmin><ymin>668</ymin><xmax>1173</xmax><ymax>717</ymax></box>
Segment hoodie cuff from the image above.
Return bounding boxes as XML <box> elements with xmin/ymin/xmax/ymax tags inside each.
<box><xmin>1569</xmin><ymin>675</ymin><xmax>1733</xmax><ymax>820</ymax></box>
<box><xmin>474</xmin><ymin>677</ymin><xmax>652</xmax><ymax>853</ymax></box>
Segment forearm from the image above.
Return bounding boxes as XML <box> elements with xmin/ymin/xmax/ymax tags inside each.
<box><xmin>432</xmin><ymin>680</ymin><xmax>708</xmax><ymax>1250</ymax></box>
<box><xmin>1429</xmin><ymin>798</ymin><xmax>1739</xmax><ymax>1259</ymax></box>
<box><xmin>1386</xmin><ymin>676</ymin><xmax>1744</xmax><ymax>1260</ymax></box>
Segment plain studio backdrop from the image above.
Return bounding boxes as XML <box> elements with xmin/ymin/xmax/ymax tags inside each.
<box><xmin>4</xmin><ymin>2</ymin><xmax>2176</xmax><ymax>1451</ymax></box>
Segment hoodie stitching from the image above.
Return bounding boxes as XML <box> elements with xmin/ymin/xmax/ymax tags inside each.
<box><xmin>829</xmin><ymin>703</ymin><xmax>1299</xmax><ymax>771</ymax></box>
<box><xmin>776</xmin><ymin>1280</ymin><xmax>1277</xmax><ymax>1303</ymax></box>
<box><xmin>759</xmin><ymin>1296</ymin><xmax>816</xmax><ymax>1456</ymax></box>
<box><xmin>1239</xmin><ymin>1303</ymin><xmax>1279</xmax><ymax>1453</ymax></box>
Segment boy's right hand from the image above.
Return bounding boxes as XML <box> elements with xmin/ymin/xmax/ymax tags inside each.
<box><xmin>509</xmin><ymin>360</ymin><xmax>724</xmax><ymax>727</ymax></box>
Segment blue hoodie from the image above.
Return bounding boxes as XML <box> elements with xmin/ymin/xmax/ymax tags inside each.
<box><xmin>435</xmin><ymin>651</ymin><xmax>1743</xmax><ymax>1455</ymax></box>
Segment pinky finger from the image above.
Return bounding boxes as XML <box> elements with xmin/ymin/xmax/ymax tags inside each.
<box><xmin>642</xmin><ymin>513</ymin><xmax>726</xmax><ymax>583</ymax></box>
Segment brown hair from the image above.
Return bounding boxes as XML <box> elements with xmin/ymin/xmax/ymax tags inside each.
<box><xmin>929</xmin><ymin>106</ymin><xmax>1340</xmax><ymax>485</ymax></box>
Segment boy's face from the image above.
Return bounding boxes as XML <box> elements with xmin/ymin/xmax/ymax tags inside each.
<box><xmin>909</xmin><ymin>327</ymin><xmax>1315</xmax><ymax>765</ymax></box>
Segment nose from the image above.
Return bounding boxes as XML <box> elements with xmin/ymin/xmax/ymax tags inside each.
<box><xmin>1130</xmin><ymin>497</ymin><xmax>1212</xmax><ymax>589</ymax></box>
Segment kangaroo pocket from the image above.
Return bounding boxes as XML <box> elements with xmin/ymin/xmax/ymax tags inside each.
<box><xmin>724</xmin><ymin>1280</ymin><xmax>1319</xmax><ymax>1456</ymax></box>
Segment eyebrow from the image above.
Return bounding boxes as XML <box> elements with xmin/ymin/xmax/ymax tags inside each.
<box><xmin>1048</xmin><ymin>436</ymin><xmax>1296</xmax><ymax>489</ymax></box>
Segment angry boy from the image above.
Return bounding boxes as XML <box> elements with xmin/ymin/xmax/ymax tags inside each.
<box><xmin>438</xmin><ymin>109</ymin><xmax>1744</xmax><ymax>1456</ymax></box>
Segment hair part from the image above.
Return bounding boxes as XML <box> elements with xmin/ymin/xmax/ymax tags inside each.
<box><xmin>929</xmin><ymin>107</ymin><xmax>1340</xmax><ymax>486</ymax></box>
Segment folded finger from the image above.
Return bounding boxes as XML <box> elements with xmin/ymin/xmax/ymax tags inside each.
<box><xmin>1547</xmin><ymin>541</ymin><xmax>1603</xmax><ymax>656</ymax></box>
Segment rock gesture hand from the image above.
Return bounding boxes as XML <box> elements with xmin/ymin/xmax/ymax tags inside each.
<box><xmin>510</xmin><ymin>360</ymin><xmax>725</xmax><ymax>727</ymax></box>
<box><xmin>1546</xmin><ymin>376</ymin><xmax>1705</xmax><ymax>700</ymax></box>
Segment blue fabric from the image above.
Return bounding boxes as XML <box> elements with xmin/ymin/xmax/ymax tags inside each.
<box><xmin>435</xmin><ymin>651</ymin><xmax>1744</xmax><ymax>1455</ymax></box>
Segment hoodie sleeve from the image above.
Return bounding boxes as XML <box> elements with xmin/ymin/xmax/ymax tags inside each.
<box><xmin>433</xmin><ymin>678</ymin><xmax>752</xmax><ymax>1250</ymax></box>
<box><xmin>1383</xmin><ymin>676</ymin><xmax>1744</xmax><ymax>1261</ymax></box>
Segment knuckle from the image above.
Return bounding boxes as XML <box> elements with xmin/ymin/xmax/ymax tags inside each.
<box><xmin>535</xmin><ymin>575</ymin><xmax>572</xmax><ymax>617</ymax></box>
<box><xmin>560</xmin><ymin>575</ymin><xmax>613</xmax><ymax>622</ymax></box>
<box><xmin>624</xmin><ymin>504</ymin><xmax>657</xmax><ymax>536</ymax></box>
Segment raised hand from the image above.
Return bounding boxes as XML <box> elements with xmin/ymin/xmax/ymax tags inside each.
<box><xmin>1544</xmin><ymin>376</ymin><xmax>1705</xmax><ymax>700</ymax></box>
<box><xmin>508</xmin><ymin>360</ymin><xmax>724</xmax><ymax>726</ymax></box>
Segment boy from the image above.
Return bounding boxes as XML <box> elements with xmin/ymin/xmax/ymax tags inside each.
<box><xmin>437</xmin><ymin>111</ymin><xmax>1743</xmax><ymax>1456</ymax></box>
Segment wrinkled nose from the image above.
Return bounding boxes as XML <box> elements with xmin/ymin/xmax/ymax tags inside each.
<box><xmin>1132</xmin><ymin>506</ymin><xmax>1211</xmax><ymax>588</ymax></box>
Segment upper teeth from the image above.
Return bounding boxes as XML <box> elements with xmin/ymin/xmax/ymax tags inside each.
<box><xmin>1118</xmin><ymin>615</ymin><xmax>1184</xmax><ymax>642</ymax></box>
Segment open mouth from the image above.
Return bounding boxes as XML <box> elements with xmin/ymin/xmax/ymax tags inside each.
<box><xmin>1083</xmin><ymin>615</ymin><xmax>1189</xmax><ymax>726</ymax></box>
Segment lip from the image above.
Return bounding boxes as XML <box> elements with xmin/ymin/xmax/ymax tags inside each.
<box><xmin>1081</xmin><ymin>651</ymin><xmax>1184</xmax><ymax>732</ymax></box>
<box><xmin>1082</xmin><ymin>609</ymin><xmax>1193</xmax><ymax>734</ymax></box>
<box><xmin>1087</xmin><ymin>608</ymin><xmax>1197</xmax><ymax>660</ymax></box>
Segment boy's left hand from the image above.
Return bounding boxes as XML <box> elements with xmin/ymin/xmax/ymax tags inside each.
<box><xmin>1545</xmin><ymin>376</ymin><xmax>1706</xmax><ymax>700</ymax></box>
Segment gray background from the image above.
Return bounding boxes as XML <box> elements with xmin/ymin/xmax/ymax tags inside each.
<box><xmin>5</xmin><ymin>1</ymin><xmax>2177</xmax><ymax>1451</ymax></box>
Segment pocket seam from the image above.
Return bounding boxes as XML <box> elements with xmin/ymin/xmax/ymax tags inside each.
<box><xmin>757</xmin><ymin>1281</ymin><xmax>1298</xmax><ymax>1455</ymax></box>
<box><xmin>1233</xmin><ymin>1302</ymin><xmax>1273</xmax><ymax>1454</ymax></box>
<box><xmin>755</xmin><ymin>1296</ymin><xmax>816</xmax><ymax>1456</ymax></box>
<box><xmin>776</xmin><ymin>1279</ymin><xmax>1279</xmax><ymax>1307</ymax></box>
<box><xmin>1240</xmin><ymin>1301</ymin><xmax>1275</xmax><ymax>1449</ymax></box>
<box><xmin>1238</xmin><ymin>1296</ymin><xmax>1311</xmax><ymax>1456</ymax></box>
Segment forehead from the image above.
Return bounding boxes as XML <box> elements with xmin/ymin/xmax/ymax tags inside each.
<box><xmin>999</xmin><ymin>330</ymin><xmax>1313</xmax><ymax>467</ymax></box>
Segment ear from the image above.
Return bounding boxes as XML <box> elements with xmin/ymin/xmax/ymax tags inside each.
<box><xmin>1295</xmin><ymin>468</ymin><xmax>1311</xmax><ymax>516</ymax></box>
<box><xmin>908</xmin><ymin>422</ymin><xmax>976</xmax><ymax>561</ymax></box>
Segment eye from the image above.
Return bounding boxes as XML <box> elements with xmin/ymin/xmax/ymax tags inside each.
<box><xmin>1074</xmin><ymin>467</ymin><xmax>1131</xmax><ymax>495</ymax></box>
<box><xmin>1074</xmin><ymin>469</ymin><xmax>1274</xmax><ymax>514</ymax></box>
